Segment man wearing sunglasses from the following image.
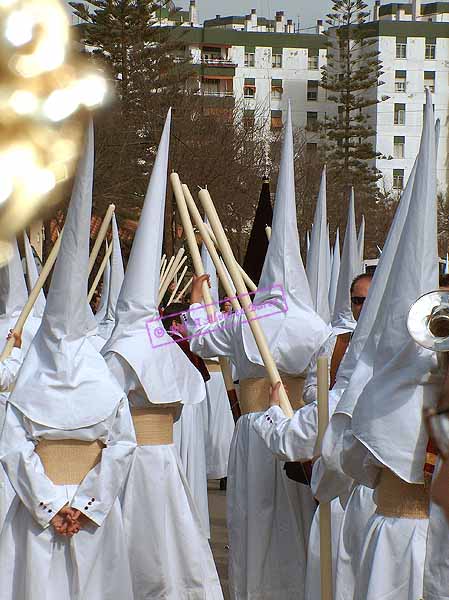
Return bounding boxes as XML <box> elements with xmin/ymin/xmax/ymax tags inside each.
<box><xmin>329</xmin><ymin>273</ymin><xmax>373</xmax><ymax>388</ymax></box>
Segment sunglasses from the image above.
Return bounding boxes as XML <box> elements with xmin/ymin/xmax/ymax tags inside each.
<box><xmin>351</xmin><ymin>296</ymin><xmax>367</xmax><ymax>306</ymax></box>
<box><xmin>424</xmin><ymin>405</ymin><xmax>449</xmax><ymax>459</ymax></box>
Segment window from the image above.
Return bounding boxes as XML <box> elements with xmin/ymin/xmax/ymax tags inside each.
<box><xmin>271</xmin><ymin>79</ymin><xmax>283</xmax><ymax>99</ymax></box>
<box><xmin>394</xmin><ymin>103</ymin><xmax>406</xmax><ymax>125</ymax></box>
<box><xmin>306</xmin><ymin>111</ymin><xmax>318</xmax><ymax>129</ymax></box>
<box><xmin>394</xmin><ymin>136</ymin><xmax>405</xmax><ymax>159</ymax></box>
<box><xmin>202</xmin><ymin>46</ymin><xmax>222</xmax><ymax>63</ymax></box>
<box><xmin>271</xmin><ymin>110</ymin><xmax>283</xmax><ymax>130</ymax></box>
<box><xmin>425</xmin><ymin>37</ymin><xmax>436</xmax><ymax>60</ymax></box>
<box><xmin>395</xmin><ymin>70</ymin><xmax>406</xmax><ymax>93</ymax></box>
<box><xmin>396</xmin><ymin>36</ymin><xmax>407</xmax><ymax>59</ymax></box>
<box><xmin>202</xmin><ymin>78</ymin><xmax>220</xmax><ymax>96</ymax></box>
<box><xmin>308</xmin><ymin>49</ymin><xmax>319</xmax><ymax>70</ymax></box>
<box><xmin>393</xmin><ymin>169</ymin><xmax>404</xmax><ymax>191</ymax></box>
<box><xmin>272</xmin><ymin>48</ymin><xmax>283</xmax><ymax>68</ymax></box>
<box><xmin>243</xmin><ymin>109</ymin><xmax>255</xmax><ymax>129</ymax></box>
<box><xmin>243</xmin><ymin>78</ymin><xmax>256</xmax><ymax>98</ymax></box>
<box><xmin>338</xmin><ymin>105</ymin><xmax>344</xmax><ymax>123</ymax></box>
<box><xmin>307</xmin><ymin>80</ymin><xmax>319</xmax><ymax>101</ymax></box>
<box><xmin>306</xmin><ymin>142</ymin><xmax>318</xmax><ymax>154</ymax></box>
<box><xmin>424</xmin><ymin>71</ymin><xmax>435</xmax><ymax>93</ymax></box>
<box><xmin>244</xmin><ymin>47</ymin><xmax>255</xmax><ymax>67</ymax></box>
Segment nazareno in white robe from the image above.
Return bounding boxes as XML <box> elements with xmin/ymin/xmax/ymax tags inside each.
<box><xmin>187</xmin><ymin>306</ymin><xmax>319</xmax><ymax>600</ymax></box>
<box><xmin>252</xmin><ymin>396</ymin><xmax>343</xmax><ymax>600</ymax></box>
<box><xmin>0</xmin><ymin>397</ymin><xmax>135</xmax><ymax>600</ymax></box>
<box><xmin>341</xmin><ymin>433</ymin><xmax>429</xmax><ymax>600</ymax></box>
<box><xmin>311</xmin><ymin>399</ymin><xmax>376</xmax><ymax>600</ymax></box>
<box><xmin>106</xmin><ymin>353</ymin><xmax>223</xmax><ymax>600</ymax></box>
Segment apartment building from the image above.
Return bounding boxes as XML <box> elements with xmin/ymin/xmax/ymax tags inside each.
<box><xmin>161</xmin><ymin>1</ymin><xmax>449</xmax><ymax>193</ymax></box>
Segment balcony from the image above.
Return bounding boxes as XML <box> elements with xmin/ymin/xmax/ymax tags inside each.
<box><xmin>201</xmin><ymin>90</ymin><xmax>234</xmax><ymax>97</ymax></box>
<box><xmin>200</xmin><ymin>57</ymin><xmax>237</xmax><ymax>67</ymax></box>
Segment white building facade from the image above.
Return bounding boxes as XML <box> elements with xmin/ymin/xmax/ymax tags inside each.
<box><xmin>364</xmin><ymin>1</ymin><xmax>449</xmax><ymax>194</ymax></box>
<box><xmin>171</xmin><ymin>1</ymin><xmax>449</xmax><ymax>194</ymax></box>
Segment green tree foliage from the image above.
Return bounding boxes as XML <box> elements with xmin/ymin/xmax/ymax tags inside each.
<box><xmin>320</xmin><ymin>0</ymin><xmax>386</xmax><ymax>227</ymax></box>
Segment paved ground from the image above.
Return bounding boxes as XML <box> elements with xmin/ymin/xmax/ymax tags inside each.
<box><xmin>208</xmin><ymin>480</ymin><xmax>230</xmax><ymax>600</ymax></box>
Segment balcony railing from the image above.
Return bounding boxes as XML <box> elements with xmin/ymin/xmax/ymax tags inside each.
<box><xmin>200</xmin><ymin>57</ymin><xmax>237</xmax><ymax>67</ymax></box>
<box><xmin>200</xmin><ymin>90</ymin><xmax>234</xmax><ymax>97</ymax></box>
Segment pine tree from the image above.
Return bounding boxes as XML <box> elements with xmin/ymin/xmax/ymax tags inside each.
<box><xmin>321</xmin><ymin>0</ymin><xmax>386</xmax><ymax>222</ymax></box>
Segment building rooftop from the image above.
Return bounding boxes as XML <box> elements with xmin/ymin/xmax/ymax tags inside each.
<box><xmin>204</xmin><ymin>15</ymin><xmax>276</xmax><ymax>28</ymax></box>
<box><xmin>170</xmin><ymin>26</ymin><xmax>325</xmax><ymax>49</ymax></box>
<box><xmin>379</xmin><ymin>2</ymin><xmax>449</xmax><ymax>16</ymax></box>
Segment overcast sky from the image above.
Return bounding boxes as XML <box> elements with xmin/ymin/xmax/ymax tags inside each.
<box><xmin>177</xmin><ymin>0</ymin><xmax>378</xmax><ymax>29</ymax></box>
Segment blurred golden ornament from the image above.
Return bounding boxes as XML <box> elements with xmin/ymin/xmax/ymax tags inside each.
<box><xmin>0</xmin><ymin>0</ymin><xmax>107</xmax><ymax>244</ymax></box>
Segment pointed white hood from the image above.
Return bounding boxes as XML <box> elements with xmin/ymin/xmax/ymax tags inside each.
<box><xmin>306</xmin><ymin>166</ymin><xmax>330</xmax><ymax>323</ymax></box>
<box><xmin>9</xmin><ymin>122</ymin><xmax>124</xmax><ymax>429</ymax></box>
<box><xmin>357</xmin><ymin>215</ymin><xmax>365</xmax><ymax>272</ymax></box>
<box><xmin>328</xmin><ymin>228</ymin><xmax>340</xmax><ymax>315</ymax></box>
<box><xmin>23</xmin><ymin>232</ymin><xmax>46</xmax><ymax>320</ymax></box>
<box><xmin>97</xmin><ymin>215</ymin><xmax>124</xmax><ymax>341</ymax></box>
<box><xmin>102</xmin><ymin>110</ymin><xmax>205</xmax><ymax>405</ymax></box>
<box><xmin>241</xmin><ymin>103</ymin><xmax>331</xmax><ymax>374</ymax></box>
<box><xmin>351</xmin><ymin>91</ymin><xmax>438</xmax><ymax>483</ymax></box>
<box><xmin>332</xmin><ymin>188</ymin><xmax>359</xmax><ymax>334</ymax></box>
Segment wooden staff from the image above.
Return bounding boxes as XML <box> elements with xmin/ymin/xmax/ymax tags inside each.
<box><xmin>198</xmin><ymin>186</ymin><xmax>293</xmax><ymax>418</ymax></box>
<box><xmin>205</xmin><ymin>222</ymin><xmax>257</xmax><ymax>293</ymax></box>
<box><xmin>0</xmin><ymin>233</ymin><xmax>63</xmax><ymax>361</ymax></box>
<box><xmin>87</xmin><ymin>240</ymin><xmax>113</xmax><ymax>303</ymax></box>
<box><xmin>159</xmin><ymin>254</ymin><xmax>187</xmax><ymax>303</ymax></box>
<box><xmin>182</xmin><ymin>184</ymin><xmax>240</xmax><ymax>311</ymax></box>
<box><xmin>265</xmin><ymin>225</ymin><xmax>272</xmax><ymax>241</ymax></box>
<box><xmin>160</xmin><ymin>255</ymin><xmax>167</xmax><ymax>279</ymax></box>
<box><xmin>174</xmin><ymin>277</ymin><xmax>192</xmax><ymax>302</ymax></box>
<box><xmin>163</xmin><ymin>254</ymin><xmax>187</xmax><ymax>291</ymax></box>
<box><xmin>317</xmin><ymin>356</ymin><xmax>333</xmax><ymax>600</ymax></box>
<box><xmin>171</xmin><ymin>173</ymin><xmax>241</xmax><ymax>421</ymax></box>
<box><xmin>88</xmin><ymin>204</ymin><xmax>115</xmax><ymax>275</ymax></box>
<box><xmin>167</xmin><ymin>265</ymin><xmax>188</xmax><ymax>306</ymax></box>
<box><xmin>158</xmin><ymin>248</ymin><xmax>186</xmax><ymax>305</ymax></box>
<box><xmin>160</xmin><ymin>255</ymin><xmax>175</xmax><ymax>289</ymax></box>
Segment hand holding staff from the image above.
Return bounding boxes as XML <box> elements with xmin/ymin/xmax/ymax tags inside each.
<box><xmin>170</xmin><ymin>173</ymin><xmax>241</xmax><ymax>422</ymax></box>
<box><xmin>0</xmin><ymin>232</ymin><xmax>63</xmax><ymax>361</ymax></box>
<box><xmin>198</xmin><ymin>186</ymin><xmax>293</xmax><ymax>418</ymax></box>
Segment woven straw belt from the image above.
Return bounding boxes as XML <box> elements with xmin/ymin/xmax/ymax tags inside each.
<box><xmin>35</xmin><ymin>439</ymin><xmax>104</xmax><ymax>485</ymax></box>
<box><xmin>239</xmin><ymin>374</ymin><xmax>306</xmax><ymax>415</ymax></box>
<box><xmin>131</xmin><ymin>406</ymin><xmax>177</xmax><ymax>446</ymax></box>
<box><xmin>205</xmin><ymin>360</ymin><xmax>222</xmax><ymax>374</ymax></box>
<box><xmin>376</xmin><ymin>469</ymin><xmax>430</xmax><ymax>519</ymax></box>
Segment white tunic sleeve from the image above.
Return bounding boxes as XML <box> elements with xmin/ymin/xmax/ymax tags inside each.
<box><xmin>0</xmin><ymin>404</ymin><xmax>68</xmax><ymax>528</ymax></box>
<box><xmin>311</xmin><ymin>413</ymin><xmax>355</xmax><ymax>503</ymax></box>
<box><xmin>252</xmin><ymin>403</ymin><xmax>319</xmax><ymax>462</ymax></box>
<box><xmin>186</xmin><ymin>303</ymin><xmax>234</xmax><ymax>359</ymax></box>
<box><xmin>0</xmin><ymin>348</ymin><xmax>23</xmax><ymax>391</ymax></box>
<box><xmin>70</xmin><ymin>397</ymin><xmax>136</xmax><ymax>526</ymax></box>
